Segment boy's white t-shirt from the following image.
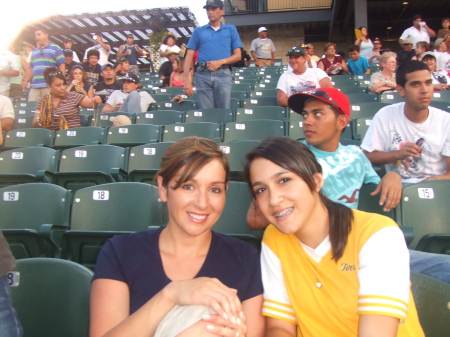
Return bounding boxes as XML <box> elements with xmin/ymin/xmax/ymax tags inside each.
<box><xmin>361</xmin><ymin>102</ymin><xmax>450</xmax><ymax>184</ymax></box>
<box><xmin>276</xmin><ymin>68</ymin><xmax>329</xmax><ymax>97</ymax></box>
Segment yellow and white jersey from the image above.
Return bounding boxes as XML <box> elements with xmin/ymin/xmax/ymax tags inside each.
<box><xmin>261</xmin><ymin>209</ymin><xmax>425</xmax><ymax>337</ymax></box>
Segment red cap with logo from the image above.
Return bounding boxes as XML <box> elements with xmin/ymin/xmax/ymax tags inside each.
<box><xmin>288</xmin><ymin>87</ymin><xmax>351</xmax><ymax>118</ymax></box>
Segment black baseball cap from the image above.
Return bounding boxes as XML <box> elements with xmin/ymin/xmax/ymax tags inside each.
<box><xmin>203</xmin><ymin>0</ymin><xmax>224</xmax><ymax>9</ymax></box>
<box><xmin>63</xmin><ymin>48</ymin><xmax>73</xmax><ymax>56</ymax></box>
<box><xmin>120</xmin><ymin>73</ymin><xmax>140</xmax><ymax>84</ymax></box>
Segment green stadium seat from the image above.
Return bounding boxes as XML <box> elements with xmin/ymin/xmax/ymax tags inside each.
<box><xmin>243</xmin><ymin>97</ymin><xmax>278</xmax><ymax>107</ymax></box>
<box><xmin>430</xmin><ymin>101</ymin><xmax>450</xmax><ymax>113</ymax></box>
<box><xmin>254</xmin><ymin>82</ymin><xmax>278</xmax><ymax>90</ymax></box>
<box><xmin>185</xmin><ymin>108</ymin><xmax>234</xmax><ymax>124</ymax></box>
<box><xmin>411</xmin><ymin>272</ymin><xmax>450</xmax><ymax>337</ymax></box>
<box><xmin>92</xmin><ymin>112</ymin><xmax>134</xmax><ymax>128</ymax></box>
<box><xmin>357</xmin><ymin>183</ymin><xmax>395</xmax><ymax>220</ymax></box>
<box><xmin>141</xmin><ymin>92</ymin><xmax>172</xmax><ymax>103</ymax></box>
<box><xmin>127</xmin><ymin>142</ymin><xmax>174</xmax><ymax>183</ymax></box>
<box><xmin>287</xmin><ymin>120</ymin><xmax>305</xmax><ymax>140</ymax></box>
<box><xmin>230</xmin><ymin>98</ymin><xmax>242</xmax><ymax>110</ymax></box>
<box><xmin>10</xmin><ymin>258</ymin><xmax>93</xmax><ymax>337</ymax></box>
<box><xmin>399</xmin><ymin>180</ymin><xmax>450</xmax><ymax>249</ymax></box>
<box><xmin>14</xmin><ymin>101</ymin><xmax>37</xmax><ymax>109</ymax></box>
<box><xmin>330</xmin><ymin>77</ymin><xmax>357</xmax><ymax>87</ymax></box>
<box><xmin>0</xmin><ymin>147</ymin><xmax>57</xmax><ymax>187</ymax></box>
<box><xmin>153</xmin><ymin>87</ymin><xmax>184</xmax><ymax>95</ymax></box>
<box><xmin>0</xmin><ymin>183</ymin><xmax>70</xmax><ymax>258</ymax></box>
<box><xmin>232</xmin><ymin>79</ymin><xmax>258</xmax><ymax>86</ymax></box>
<box><xmin>135</xmin><ymin>110</ymin><xmax>184</xmax><ymax>125</ymax></box>
<box><xmin>219</xmin><ymin>140</ymin><xmax>260</xmax><ymax>181</ymax></box>
<box><xmin>352</xmin><ymin>117</ymin><xmax>373</xmax><ymax>140</ymax></box>
<box><xmin>349</xmin><ymin>102</ymin><xmax>388</xmax><ymax>119</ymax></box>
<box><xmin>232</xmin><ymin>83</ymin><xmax>254</xmax><ymax>92</ymax></box>
<box><xmin>224</xmin><ymin>120</ymin><xmax>285</xmax><ymax>141</ymax></box>
<box><xmin>233</xmin><ymin>75</ymin><xmax>262</xmax><ymax>82</ymax></box>
<box><xmin>162</xmin><ymin>122</ymin><xmax>222</xmax><ymax>142</ymax></box>
<box><xmin>106</xmin><ymin>124</ymin><xmax>160</xmax><ymax>147</ymax></box>
<box><xmin>53</xmin><ymin>127</ymin><xmax>106</xmax><ymax>150</ymax></box>
<box><xmin>338</xmin><ymin>86</ymin><xmax>368</xmax><ymax>95</ymax></box>
<box><xmin>157</xmin><ymin>100</ymin><xmax>197</xmax><ymax>111</ymax></box>
<box><xmin>53</xmin><ymin>145</ymin><xmax>127</xmax><ymax>192</ymax></box>
<box><xmin>431</xmin><ymin>90</ymin><xmax>450</xmax><ymax>102</ymax></box>
<box><xmin>60</xmin><ymin>182</ymin><xmax>162</xmax><ymax>269</ymax></box>
<box><xmin>3</xmin><ymin>128</ymin><xmax>55</xmax><ymax>149</ymax></box>
<box><xmin>12</xmin><ymin>115</ymin><xmax>35</xmax><ymax>130</ymax></box>
<box><xmin>416</xmin><ymin>234</ymin><xmax>450</xmax><ymax>255</ymax></box>
<box><xmin>352</xmin><ymin>74</ymin><xmax>371</xmax><ymax>81</ymax></box>
<box><xmin>230</xmin><ymin>91</ymin><xmax>249</xmax><ymax>100</ymax></box>
<box><xmin>346</xmin><ymin>93</ymin><xmax>379</xmax><ymax>104</ymax></box>
<box><xmin>379</xmin><ymin>91</ymin><xmax>403</xmax><ymax>104</ymax></box>
<box><xmin>249</xmin><ymin>89</ymin><xmax>278</xmax><ymax>98</ymax></box>
<box><xmin>79</xmin><ymin>114</ymin><xmax>91</xmax><ymax>126</ymax></box>
<box><xmin>213</xmin><ymin>181</ymin><xmax>263</xmax><ymax>249</ymax></box>
<box><xmin>235</xmin><ymin>106</ymin><xmax>286</xmax><ymax>122</ymax></box>
<box><xmin>14</xmin><ymin>107</ymin><xmax>36</xmax><ymax>117</ymax></box>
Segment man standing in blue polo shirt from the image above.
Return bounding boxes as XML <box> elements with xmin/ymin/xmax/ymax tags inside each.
<box><xmin>184</xmin><ymin>0</ymin><xmax>242</xmax><ymax>109</ymax></box>
<box><xmin>22</xmin><ymin>28</ymin><xmax>65</xmax><ymax>101</ymax></box>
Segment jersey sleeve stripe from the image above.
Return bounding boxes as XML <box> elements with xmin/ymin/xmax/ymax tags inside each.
<box><xmin>357</xmin><ymin>308</ymin><xmax>406</xmax><ymax>320</ymax></box>
<box><xmin>263</xmin><ymin>304</ymin><xmax>295</xmax><ymax>316</ymax></box>
<box><xmin>264</xmin><ymin>299</ymin><xmax>295</xmax><ymax>311</ymax></box>
<box><xmin>358</xmin><ymin>302</ymin><xmax>407</xmax><ymax>315</ymax></box>
<box><xmin>358</xmin><ymin>298</ymin><xmax>407</xmax><ymax>311</ymax></box>
<box><xmin>358</xmin><ymin>295</ymin><xmax>408</xmax><ymax>307</ymax></box>
<box><xmin>262</xmin><ymin>308</ymin><xmax>297</xmax><ymax>325</ymax></box>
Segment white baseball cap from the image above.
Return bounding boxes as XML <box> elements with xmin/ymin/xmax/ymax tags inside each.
<box><xmin>258</xmin><ymin>27</ymin><xmax>268</xmax><ymax>33</ymax></box>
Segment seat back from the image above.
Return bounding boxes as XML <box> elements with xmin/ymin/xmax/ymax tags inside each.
<box><xmin>162</xmin><ymin>123</ymin><xmax>222</xmax><ymax>142</ymax></box>
<box><xmin>224</xmin><ymin>120</ymin><xmax>285</xmax><ymax>141</ymax></box>
<box><xmin>219</xmin><ymin>141</ymin><xmax>261</xmax><ymax>180</ymax></box>
<box><xmin>53</xmin><ymin>127</ymin><xmax>106</xmax><ymax>149</ymax></box>
<box><xmin>349</xmin><ymin>102</ymin><xmax>388</xmax><ymax>120</ymax></box>
<box><xmin>411</xmin><ymin>271</ymin><xmax>450</xmax><ymax>337</ymax></box>
<box><xmin>92</xmin><ymin>112</ymin><xmax>134</xmax><ymax>128</ymax></box>
<box><xmin>400</xmin><ymin>180</ymin><xmax>450</xmax><ymax>249</ymax></box>
<box><xmin>4</xmin><ymin>128</ymin><xmax>55</xmax><ymax>149</ymax></box>
<box><xmin>10</xmin><ymin>258</ymin><xmax>93</xmax><ymax>337</ymax></box>
<box><xmin>185</xmin><ymin>108</ymin><xmax>234</xmax><ymax>124</ymax></box>
<box><xmin>128</xmin><ymin>142</ymin><xmax>174</xmax><ymax>183</ymax></box>
<box><xmin>431</xmin><ymin>90</ymin><xmax>450</xmax><ymax>102</ymax></box>
<box><xmin>106</xmin><ymin>124</ymin><xmax>161</xmax><ymax>147</ymax></box>
<box><xmin>243</xmin><ymin>97</ymin><xmax>278</xmax><ymax>107</ymax></box>
<box><xmin>58</xmin><ymin>145</ymin><xmax>126</xmax><ymax>173</ymax></box>
<box><xmin>0</xmin><ymin>183</ymin><xmax>70</xmax><ymax>258</ymax></box>
<box><xmin>357</xmin><ymin>183</ymin><xmax>395</xmax><ymax>220</ymax></box>
<box><xmin>135</xmin><ymin>110</ymin><xmax>184</xmax><ymax>125</ymax></box>
<box><xmin>213</xmin><ymin>181</ymin><xmax>263</xmax><ymax>249</ymax></box>
<box><xmin>157</xmin><ymin>100</ymin><xmax>197</xmax><ymax>111</ymax></box>
<box><xmin>12</xmin><ymin>116</ymin><xmax>35</xmax><ymax>130</ymax></box>
<box><xmin>379</xmin><ymin>91</ymin><xmax>403</xmax><ymax>104</ymax></box>
<box><xmin>346</xmin><ymin>93</ymin><xmax>379</xmax><ymax>104</ymax></box>
<box><xmin>235</xmin><ymin>106</ymin><xmax>286</xmax><ymax>122</ymax></box>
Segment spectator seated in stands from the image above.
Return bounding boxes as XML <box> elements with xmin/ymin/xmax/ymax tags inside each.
<box><xmin>434</xmin><ymin>38</ymin><xmax>448</xmax><ymax>58</ymax></box>
<box><xmin>0</xmin><ymin>94</ymin><xmax>15</xmax><ymax>132</ymax></box>
<box><xmin>66</xmin><ymin>65</ymin><xmax>94</xmax><ymax>98</ymax></box>
<box><xmin>82</xmin><ymin>33</ymin><xmax>110</xmax><ymax>66</ymax></box>
<box><xmin>346</xmin><ymin>45</ymin><xmax>370</xmax><ymax>76</ymax></box>
<box><xmin>244</xmin><ymin>137</ymin><xmax>425</xmax><ymax>336</ymax></box>
<box><xmin>437</xmin><ymin>41</ymin><xmax>450</xmax><ymax>73</ymax></box>
<box><xmin>397</xmin><ymin>38</ymin><xmax>416</xmax><ymax>66</ymax></box>
<box><xmin>276</xmin><ymin>46</ymin><xmax>332</xmax><ymax>107</ymax></box>
<box><xmin>102</xmin><ymin>73</ymin><xmax>156</xmax><ymax>114</ymax></box>
<box><xmin>369</xmin><ymin>52</ymin><xmax>397</xmax><ymax>93</ymax></box>
<box><xmin>421</xmin><ymin>52</ymin><xmax>450</xmax><ymax>91</ymax></box>
<box><xmin>94</xmin><ymin>62</ymin><xmax>122</xmax><ymax>103</ymax></box>
<box><xmin>437</xmin><ymin>17</ymin><xmax>450</xmax><ymax>40</ymax></box>
<box><xmin>366</xmin><ymin>37</ymin><xmax>382</xmax><ymax>65</ymax></box>
<box><xmin>32</xmin><ymin>66</ymin><xmax>101</xmax><ymax>131</ymax></box>
<box><xmin>63</xmin><ymin>48</ymin><xmax>79</xmax><ymax>79</ymax></box>
<box><xmin>81</xmin><ymin>48</ymin><xmax>102</xmax><ymax>86</ymax></box>
<box><xmin>411</xmin><ymin>41</ymin><xmax>430</xmax><ymax>61</ymax></box>
<box><xmin>159</xmin><ymin>51</ymin><xmax>178</xmax><ymax>80</ymax></box>
<box><xmin>115</xmin><ymin>57</ymin><xmax>130</xmax><ymax>80</ymax></box>
<box><xmin>90</xmin><ymin>137</ymin><xmax>264</xmax><ymax>337</ymax></box>
<box><xmin>170</xmin><ymin>57</ymin><xmax>186</xmax><ymax>87</ymax></box>
<box><xmin>318</xmin><ymin>42</ymin><xmax>349</xmax><ymax>76</ymax></box>
<box><xmin>362</xmin><ymin>60</ymin><xmax>450</xmax><ymax>185</ymax></box>
<box><xmin>158</xmin><ymin>34</ymin><xmax>180</xmax><ymax>66</ymax></box>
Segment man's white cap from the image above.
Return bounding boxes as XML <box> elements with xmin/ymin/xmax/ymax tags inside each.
<box><xmin>258</xmin><ymin>27</ymin><xmax>268</xmax><ymax>33</ymax></box>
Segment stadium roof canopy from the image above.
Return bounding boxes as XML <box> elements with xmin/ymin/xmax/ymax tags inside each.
<box><xmin>19</xmin><ymin>7</ymin><xmax>198</xmax><ymax>65</ymax></box>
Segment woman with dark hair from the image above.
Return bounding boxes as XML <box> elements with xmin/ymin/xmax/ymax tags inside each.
<box><xmin>32</xmin><ymin>66</ymin><xmax>101</xmax><ymax>130</ymax></box>
<box><xmin>170</xmin><ymin>57</ymin><xmax>186</xmax><ymax>87</ymax></box>
<box><xmin>159</xmin><ymin>34</ymin><xmax>181</xmax><ymax>66</ymax></box>
<box><xmin>318</xmin><ymin>42</ymin><xmax>349</xmax><ymax>76</ymax></box>
<box><xmin>66</xmin><ymin>65</ymin><xmax>94</xmax><ymax>98</ymax></box>
<box><xmin>244</xmin><ymin>137</ymin><xmax>424</xmax><ymax>337</ymax></box>
<box><xmin>422</xmin><ymin>52</ymin><xmax>450</xmax><ymax>90</ymax></box>
<box><xmin>354</xmin><ymin>26</ymin><xmax>373</xmax><ymax>59</ymax></box>
<box><xmin>90</xmin><ymin>137</ymin><xmax>264</xmax><ymax>337</ymax></box>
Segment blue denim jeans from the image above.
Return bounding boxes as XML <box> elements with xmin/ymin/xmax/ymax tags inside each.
<box><xmin>195</xmin><ymin>67</ymin><xmax>232</xmax><ymax>109</ymax></box>
<box><xmin>410</xmin><ymin>249</ymin><xmax>450</xmax><ymax>284</ymax></box>
<box><xmin>119</xmin><ymin>91</ymin><xmax>142</xmax><ymax>114</ymax></box>
<box><xmin>0</xmin><ymin>275</ymin><xmax>22</xmax><ymax>337</ymax></box>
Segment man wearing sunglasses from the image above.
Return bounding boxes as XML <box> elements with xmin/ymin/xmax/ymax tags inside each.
<box><xmin>22</xmin><ymin>28</ymin><xmax>66</xmax><ymax>101</ymax></box>
<box><xmin>63</xmin><ymin>48</ymin><xmax>79</xmax><ymax>79</ymax></box>
<box><xmin>366</xmin><ymin>38</ymin><xmax>382</xmax><ymax>65</ymax></box>
<box><xmin>276</xmin><ymin>46</ymin><xmax>333</xmax><ymax>107</ymax></box>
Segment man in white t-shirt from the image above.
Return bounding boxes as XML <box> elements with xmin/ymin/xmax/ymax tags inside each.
<box><xmin>361</xmin><ymin>60</ymin><xmax>450</xmax><ymax>185</ymax></box>
<box><xmin>437</xmin><ymin>46</ymin><xmax>450</xmax><ymax>72</ymax></box>
<box><xmin>83</xmin><ymin>33</ymin><xmax>111</xmax><ymax>66</ymax></box>
<box><xmin>103</xmin><ymin>73</ymin><xmax>155</xmax><ymax>113</ymax></box>
<box><xmin>276</xmin><ymin>46</ymin><xmax>332</xmax><ymax>107</ymax></box>
<box><xmin>399</xmin><ymin>15</ymin><xmax>436</xmax><ymax>48</ymax></box>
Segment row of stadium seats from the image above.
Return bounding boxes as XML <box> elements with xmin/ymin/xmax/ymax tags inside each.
<box><xmin>2</xmin><ymin>179</ymin><xmax>449</xmax><ymax>269</ymax></box>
